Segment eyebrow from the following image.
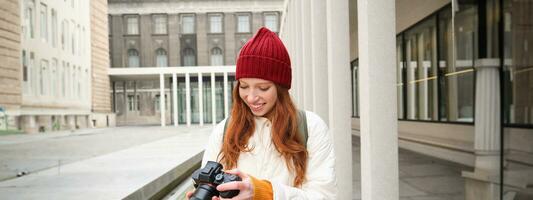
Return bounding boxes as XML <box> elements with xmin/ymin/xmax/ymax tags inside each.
<box><xmin>239</xmin><ymin>81</ymin><xmax>273</xmax><ymax>86</ymax></box>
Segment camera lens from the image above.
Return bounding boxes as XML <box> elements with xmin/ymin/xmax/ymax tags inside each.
<box><xmin>190</xmin><ymin>184</ymin><xmax>218</xmax><ymax>200</ymax></box>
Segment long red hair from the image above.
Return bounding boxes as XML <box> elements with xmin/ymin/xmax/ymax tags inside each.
<box><xmin>218</xmin><ymin>82</ymin><xmax>308</xmax><ymax>187</ymax></box>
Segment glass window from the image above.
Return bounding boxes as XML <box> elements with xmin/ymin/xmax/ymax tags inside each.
<box><xmin>503</xmin><ymin>0</ymin><xmax>533</xmax><ymax>126</ymax></box>
<box><xmin>22</xmin><ymin>51</ymin><xmax>28</xmax><ymax>82</ymax></box>
<box><xmin>453</xmin><ymin>3</ymin><xmax>477</xmax><ymax>122</ymax></box>
<box><xmin>128</xmin><ymin>49</ymin><xmax>140</xmax><ymax>68</ymax></box>
<box><xmin>181</xmin><ymin>15</ymin><xmax>195</xmax><ymax>34</ymax></box>
<box><xmin>264</xmin><ymin>13</ymin><xmax>278</xmax><ymax>32</ymax></box>
<box><xmin>183</xmin><ymin>48</ymin><xmax>196</xmax><ymax>66</ymax></box>
<box><xmin>62</xmin><ymin>61</ymin><xmax>66</xmax><ymax>97</ymax></box>
<box><xmin>40</xmin><ymin>3</ymin><xmax>48</xmax><ymax>42</ymax></box>
<box><xmin>128</xmin><ymin>95</ymin><xmax>135</xmax><ymax>111</ymax></box>
<box><xmin>404</xmin><ymin>17</ymin><xmax>438</xmax><ymax>121</ymax></box>
<box><xmin>237</xmin><ymin>14</ymin><xmax>250</xmax><ymax>33</ymax></box>
<box><xmin>210</xmin><ymin>47</ymin><xmax>223</xmax><ymax>66</ymax></box>
<box><xmin>209</xmin><ymin>14</ymin><xmax>222</xmax><ymax>33</ymax></box>
<box><xmin>155</xmin><ymin>94</ymin><xmax>168</xmax><ymax>112</ymax></box>
<box><xmin>25</xmin><ymin>0</ymin><xmax>35</xmax><ymax>39</ymax></box>
<box><xmin>40</xmin><ymin>59</ymin><xmax>48</xmax><ymax>96</ymax></box>
<box><xmin>30</xmin><ymin>52</ymin><xmax>35</xmax><ymax>95</ymax></box>
<box><xmin>153</xmin><ymin>15</ymin><xmax>167</xmax><ymax>34</ymax></box>
<box><xmin>156</xmin><ymin>48</ymin><xmax>168</xmax><ymax>67</ymax></box>
<box><xmin>71</xmin><ymin>25</ymin><xmax>76</xmax><ymax>55</ymax></box>
<box><xmin>51</xmin><ymin>9</ymin><xmax>57</xmax><ymax>47</ymax></box>
<box><xmin>127</xmin><ymin>16</ymin><xmax>139</xmax><ymax>35</ymax></box>
<box><xmin>51</xmin><ymin>58</ymin><xmax>57</xmax><ymax>96</ymax></box>
<box><xmin>61</xmin><ymin>20</ymin><xmax>67</xmax><ymax>50</ymax></box>
<box><xmin>396</xmin><ymin>36</ymin><xmax>405</xmax><ymax>119</ymax></box>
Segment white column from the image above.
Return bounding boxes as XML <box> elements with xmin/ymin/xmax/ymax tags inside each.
<box><xmin>462</xmin><ymin>58</ymin><xmax>501</xmax><ymax>200</ymax></box>
<box><xmin>223</xmin><ymin>72</ymin><xmax>229</xmax><ymax>118</ymax></box>
<box><xmin>159</xmin><ymin>73</ymin><xmax>166</xmax><ymax>127</ymax></box>
<box><xmin>186</xmin><ymin>73</ymin><xmax>191</xmax><ymax>127</ymax></box>
<box><xmin>295</xmin><ymin>0</ymin><xmax>304</xmax><ymax>107</ymax></box>
<box><xmin>301</xmin><ymin>0</ymin><xmax>313</xmax><ymax>110</ymax></box>
<box><xmin>311</xmin><ymin>0</ymin><xmax>329</xmax><ymax>122</ymax></box>
<box><xmin>173</xmin><ymin>73</ymin><xmax>178</xmax><ymax>127</ymax></box>
<box><xmin>327</xmin><ymin>0</ymin><xmax>353</xmax><ymax>199</ymax></box>
<box><xmin>358</xmin><ymin>0</ymin><xmax>399</xmax><ymax>200</ymax></box>
<box><xmin>211</xmin><ymin>72</ymin><xmax>216</xmax><ymax>125</ymax></box>
<box><xmin>198</xmin><ymin>72</ymin><xmax>204</xmax><ymax>126</ymax></box>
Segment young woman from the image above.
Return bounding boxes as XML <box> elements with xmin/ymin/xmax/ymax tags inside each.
<box><xmin>189</xmin><ymin>27</ymin><xmax>337</xmax><ymax>200</ymax></box>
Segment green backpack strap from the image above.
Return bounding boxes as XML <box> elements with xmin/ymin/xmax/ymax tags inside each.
<box><xmin>297</xmin><ymin>110</ymin><xmax>308</xmax><ymax>148</ymax></box>
<box><xmin>223</xmin><ymin>110</ymin><xmax>308</xmax><ymax>147</ymax></box>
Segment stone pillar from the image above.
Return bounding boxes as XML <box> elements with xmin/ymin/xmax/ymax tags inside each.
<box><xmin>328</xmin><ymin>0</ymin><xmax>353</xmax><ymax>199</ymax></box>
<box><xmin>311</xmin><ymin>0</ymin><xmax>329</xmax><ymax>122</ymax></box>
<box><xmin>66</xmin><ymin>115</ymin><xmax>76</xmax><ymax>130</ymax></box>
<box><xmin>462</xmin><ymin>58</ymin><xmax>501</xmax><ymax>200</ymax></box>
<box><xmin>294</xmin><ymin>0</ymin><xmax>304</xmax><ymax>107</ymax></box>
<box><xmin>21</xmin><ymin>115</ymin><xmax>38</xmax><ymax>133</ymax></box>
<box><xmin>160</xmin><ymin>73</ymin><xmax>166</xmax><ymax>127</ymax></box>
<box><xmin>358</xmin><ymin>0</ymin><xmax>399</xmax><ymax>199</ymax></box>
<box><xmin>301</xmin><ymin>0</ymin><xmax>313</xmax><ymax>110</ymax></box>
<box><xmin>37</xmin><ymin>115</ymin><xmax>52</xmax><ymax>132</ymax></box>
<box><xmin>172</xmin><ymin>73</ymin><xmax>178</xmax><ymax>127</ymax></box>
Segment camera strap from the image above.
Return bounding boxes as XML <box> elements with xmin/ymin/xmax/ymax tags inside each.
<box><xmin>222</xmin><ymin>110</ymin><xmax>308</xmax><ymax>148</ymax></box>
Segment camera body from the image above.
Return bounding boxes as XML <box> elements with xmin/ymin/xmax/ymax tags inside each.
<box><xmin>190</xmin><ymin>161</ymin><xmax>241</xmax><ymax>200</ymax></box>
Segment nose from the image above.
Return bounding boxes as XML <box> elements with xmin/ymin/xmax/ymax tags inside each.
<box><xmin>246</xmin><ymin>91</ymin><xmax>259</xmax><ymax>103</ymax></box>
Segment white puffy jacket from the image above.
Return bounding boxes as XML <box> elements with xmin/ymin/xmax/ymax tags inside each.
<box><xmin>201</xmin><ymin>111</ymin><xmax>338</xmax><ymax>200</ymax></box>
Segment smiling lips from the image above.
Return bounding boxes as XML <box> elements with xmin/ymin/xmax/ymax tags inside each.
<box><xmin>250</xmin><ymin>103</ymin><xmax>265</xmax><ymax>112</ymax></box>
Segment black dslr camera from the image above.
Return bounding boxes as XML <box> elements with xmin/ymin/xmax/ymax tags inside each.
<box><xmin>190</xmin><ymin>161</ymin><xmax>241</xmax><ymax>200</ymax></box>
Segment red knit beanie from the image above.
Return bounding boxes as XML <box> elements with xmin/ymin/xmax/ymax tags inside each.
<box><xmin>236</xmin><ymin>27</ymin><xmax>292</xmax><ymax>89</ymax></box>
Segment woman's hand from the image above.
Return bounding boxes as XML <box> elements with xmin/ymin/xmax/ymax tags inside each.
<box><xmin>216</xmin><ymin>169</ymin><xmax>254</xmax><ymax>200</ymax></box>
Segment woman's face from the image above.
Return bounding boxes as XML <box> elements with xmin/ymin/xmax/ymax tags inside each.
<box><xmin>238</xmin><ymin>78</ymin><xmax>278</xmax><ymax>117</ymax></box>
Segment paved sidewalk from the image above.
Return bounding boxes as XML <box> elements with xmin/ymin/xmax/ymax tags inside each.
<box><xmin>0</xmin><ymin>126</ymin><xmax>213</xmax><ymax>199</ymax></box>
<box><xmin>352</xmin><ymin>132</ymin><xmax>472</xmax><ymax>200</ymax></box>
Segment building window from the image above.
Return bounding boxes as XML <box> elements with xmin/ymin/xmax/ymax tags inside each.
<box><xmin>128</xmin><ymin>95</ymin><xmax>135</xmax><ymax>111</ymax></box>
<box><xmin>155</xmin><ymin>94</ymin><xmax>168</xmax><ymax>112</ymax></box>
<box><xmin>503</xmin><ymin>0</ymin><xmax>533</xmax><ymax>126</ymax></box>
<box><xmin>22</xmin><ymin>51</ymin><xmax>28</xmax><ymax>82</ymax></box>
<box><xmin>40</xmin><ymin>3</ymin><xmax>48</xmax><ymax>42</ymax></box>
<box><xmin>156</xmin><ymin>48</ymin><xmax>168</xmax><ymax>67</ymax></box>
<box><xmin>237</xmin><ymin>14</ymin><xmax>250</xmax><ymax>33</ymax></box>
<box><xmin>40</xmin><ymin>60</ymin><xmax>48</xmax><ymax>96</ymax></box>
<box><xmin>25</xmin><ymin>0</ymin><xmax>35</xmax><ymax>39</ymax></box>
<box><xmin>108</xmin><ymin>15</ymin><xmax>112</xmax><ymax>35</ymax></box>
<box><xmin>51</xmin><ymin>59</ymin><xmax>57</xmax><ymax>96</ymax></box>
<box><xmin>128</xmin><ymin>49</ymin><xmax>140</xmax><ymax>68</ymax></box>
<box><xmin>51</xmin><ymin>9</ymin><xmax>57</xmax><ymax>47</ymax></box>
<box><xmin>153</xmin><ymin>15</ymin><xmax>167</xmax><ymax>34</ymax></box>
<box><xmin>127</xmin><ymin>16</ymin><xmax>139</xmax><ymax>35</ymax></box>
<box><xmin>61</xmin><ymin>20</ymin><xmax>67</xmax><ymax>50</ymax></box>
<box><xmin>62</xmin><ymin>61</ymin><xmax>66</xmax><ymax>97</ymax></box>
<box><xmin>77</xmin><ymin>67</ymin><xmax>81</xmax><ymax>99</ymax></box>
<box><xmin>264</xmin><ymin>13</ymin><xmax>278</xmax><ymax>32</ymax></box>
<box><xmin>209</xmin><ymin>14</ymin><xmax>223</xmax><ymax>33</ymax></box>
<box><xmin>210</xmin><ymin>47</ymin><xmax>223</xmax><ymax>66</ymax></box>
<box><xmin>183</xmin><ymin>48</ymin><xmax>196</xmax><ymax>66</ymax></box>
<box><xmin>71</xmin><ymin>25</ymin><xmax>76</xmax><ymax>55</ymax></box>
<box><xmin>403</xmin><ymin>17</ymin><xmax>438</xmax><ymax>121</ymax></box>
<box><xmin>181</xmin><ymin>14</ymin><xmax>195</xmax><ymax>34</ymax></box>
<box><xmin>30</xmin><ymin>52</ymin><xmax>35</xmax><ymax>95</ymax></box>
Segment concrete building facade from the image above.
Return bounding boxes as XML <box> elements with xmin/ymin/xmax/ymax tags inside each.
<box><xmin>0</xmin><ymin>0</ymin><xmax>113</xmax><ymax>133</ymax></box>
<box><xmin>107</xmin><ymin>0</ymin><xmax>283</xmax><ymax>126</ymax></box>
